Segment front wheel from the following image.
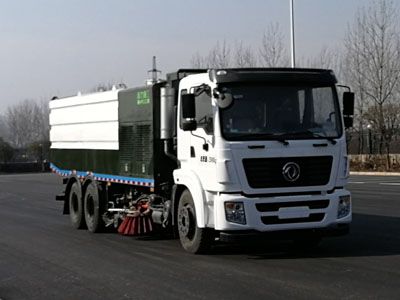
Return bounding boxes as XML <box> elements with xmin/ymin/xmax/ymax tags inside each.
<box><xmin>177</xmin><ymin>189</ymin><xmax>214</xmax><ymax>254</ymax></box>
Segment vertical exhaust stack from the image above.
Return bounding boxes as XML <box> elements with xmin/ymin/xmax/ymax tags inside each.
<box><xmin>146</xmin><ymin>56</ymin><xmax>161</xmax><ymax>86</ymax></box>
<box><xmin>160</xmin><ymin>85</ymin><xmax>179</xmax><ymax>166</ymax></box>
<box><xmin>160</xmin><ymin>87</ymin><xmax>175</xmax><ymax>140</ymax></box>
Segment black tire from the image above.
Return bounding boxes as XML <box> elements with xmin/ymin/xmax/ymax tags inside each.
<box><xmin>69</xmin><ymin>181</ymin><xmax>86</xmax><ymax>229</ymax></box>
<box><xmin>83</xmin><ymin>181</ymin><xmax>104</xmax><ymax>233</ymax></box>
<box><xmin>177</xmin><ymin>189</ymin><xmax>214</xmax><ymax>254</ymax></box>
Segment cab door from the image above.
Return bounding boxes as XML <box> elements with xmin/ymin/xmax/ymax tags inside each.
<box><xmin>177</xmin><ymin>84</ymin><xmax>216</xmax><ymax>190</ymax></box>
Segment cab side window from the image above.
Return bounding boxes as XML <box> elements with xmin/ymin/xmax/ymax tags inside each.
<box><xmin>195</xmin><ymin>90</ymin><xmax>213</xmax><ymax>134</ymax></box>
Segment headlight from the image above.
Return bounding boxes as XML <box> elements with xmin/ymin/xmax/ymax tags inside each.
<box><xmin>225</xmin><ymin>202</ymin><xmax>246</xmax><ymax>225</ymax></box>
<box><xmin>337</xmin><ymin>195</ymin><xmax>351</xmax><ymax>219</ymax></box>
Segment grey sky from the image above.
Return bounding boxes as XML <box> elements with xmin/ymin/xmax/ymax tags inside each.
<box><xmin>0</xmin><ymin>0</ymin><xmax>370</xmax><ymax>112</ymax></box>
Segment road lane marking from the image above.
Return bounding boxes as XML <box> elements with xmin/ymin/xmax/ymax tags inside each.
<box><xmin>348</xmin><ymin>181</ymin><xmax>365</xmax><ymax>184</ymax></box>
<box><xmin>379</xmin><ymin>182</ymin><xmax>400</xmax><ymax>186</ymax></box>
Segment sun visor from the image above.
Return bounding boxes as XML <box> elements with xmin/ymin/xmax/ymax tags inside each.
<box><xmin>208</xmin><ymin>68</ymin><xmax>338</xmax><ymax>85</ymax></box>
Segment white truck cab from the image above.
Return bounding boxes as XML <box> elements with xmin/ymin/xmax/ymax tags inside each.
<box><xmin>171</xmin><ymin>68</ymin><xmax>354</xmax><ymax>252</ymax></box>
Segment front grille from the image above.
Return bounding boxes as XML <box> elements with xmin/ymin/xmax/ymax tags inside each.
<box><xmin>261</xmin><ymin>213</ymin><xmax>325</xmax><ymax>225</ymax></box>
<box><xmin>243</xmin><ymin>156</ymin><xmax>333</xmax><ymax>189</ymax></box>
<box><xmin>256</xmin><ymin>200</ymin><xmax>329</xmax><ymax>212</ymax></box>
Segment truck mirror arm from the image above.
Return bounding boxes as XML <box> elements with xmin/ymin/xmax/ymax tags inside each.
<box><xmin>190</xmin><ymin>131</ymin><xmax>209</xmax><ymax>152</ymax></box>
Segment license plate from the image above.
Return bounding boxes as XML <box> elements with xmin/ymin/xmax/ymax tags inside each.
<box><xmin>278</xmin><ymin>206</ymin><xmax>310</xmax><ymax>219</ymax></box>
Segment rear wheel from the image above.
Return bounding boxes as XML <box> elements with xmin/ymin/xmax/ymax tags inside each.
<box><xmin>83</xmin><ymin>181</ymin><xmax>104</xmax><ymax>233</ymax></box>
<box><xmin>177</xmin><ymin>189</ymin><xmax>213</xmax><ymax>254</ymax></box>
<box><xmin>69</xmin><ymin>181</ymin><xmax>85</xmax><ymax>229</ymax></box>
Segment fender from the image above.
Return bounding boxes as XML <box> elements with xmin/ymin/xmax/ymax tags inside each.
<box><xmin>82</xmin><ymin>174</ymin><xmax>96</xmax><ymax>193</ymax></box>
<box><xmin>173</xmin><ymin>168</ymin><xmax>208</xmax><ymax>228</ymax></box>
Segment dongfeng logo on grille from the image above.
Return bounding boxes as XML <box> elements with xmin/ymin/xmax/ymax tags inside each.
<box><xmin>282</xmin><ymin>162</ymin><xmax>300</xmax><ymax>182</ymax></box>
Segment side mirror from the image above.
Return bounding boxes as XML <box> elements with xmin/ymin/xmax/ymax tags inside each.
<box><xmin>343</xmin><ymin>92</ymin><xmax>355</xmax><ymax>116</ymax></box>
<box><xmin>214</xmin><ymin>88</ymin><xmax>233</xmax><ymax>109</ymax></box>
<box><xmin>181</xmin><ymin>94</ymin><xmax>197</xmax><ymax>131</ymax></box>
<box><xmin>182</xmin><ymin>119</ymin><xmax>197</xmax><ymax>131</ymax></box>
<box><xmin>343</xmin><ymin>92</ymin><xmax>355</xmax><ymax>129</ymax></box>
<box><xmin>344</xmin><ymin>116</ymin><xmax>353</xmax><ymax>128</ymax></box>
<box><xmin>182</xmin><ymin>94</ymin><xmax>195</xmax><ymax>119</ymax></box>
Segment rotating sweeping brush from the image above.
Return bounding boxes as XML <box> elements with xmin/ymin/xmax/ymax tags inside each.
<box><xmin>118</xmin><ymin>202</ymin><xmax>153</xmax><ymax>236</ymax></box>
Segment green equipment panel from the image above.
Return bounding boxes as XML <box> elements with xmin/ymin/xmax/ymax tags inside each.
<box><xmin>118</xmin><ymin>84</ymin><xmax>176</xmax><ymax>191</ymax></box>
<box><xmin>118</xmin><ymin>87</ymin><xmax>154</xmax><ymax>179</ymax></box>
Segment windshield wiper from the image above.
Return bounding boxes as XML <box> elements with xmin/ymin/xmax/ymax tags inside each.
<box><xmin>281</xmin><ymin>130</ymin><xmax>337</xmax><ymax>145</ymax></box>
<box><xmin>229</xmin><ymin>130</ymin><xmax>337</xmax><ymax>145</ymax></box>
<box><xmin>310</xmin><ymin>132</ymin><xmax>337</xmax><ymax>145</ymax></box>
<box><xmin>229</xmin><ymin>133</ymin><xmax>289</xmax><ymax>145</ymax></box>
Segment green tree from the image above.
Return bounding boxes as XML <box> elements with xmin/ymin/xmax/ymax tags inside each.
<box><xmin>0</xmin><ymin>138</ymin><xmax>14</xmax><ymax>163</ymax></box>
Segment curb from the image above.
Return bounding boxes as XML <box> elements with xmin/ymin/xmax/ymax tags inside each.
<box><xmin>350</xmin><ymin>171</ymin><xmax>400</xmax><ymax>176</ymax></box>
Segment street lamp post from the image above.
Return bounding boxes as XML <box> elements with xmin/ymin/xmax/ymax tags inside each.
<box><xmin>290</xmin><ymin>0</ymin><xmax>296</xmax><ymax>68</ymax></box>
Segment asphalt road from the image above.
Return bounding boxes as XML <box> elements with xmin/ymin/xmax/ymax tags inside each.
<box><xmin>0</xmin><ymin>174</ymin><xmax>399</xmax><ymax>300</ymax></box>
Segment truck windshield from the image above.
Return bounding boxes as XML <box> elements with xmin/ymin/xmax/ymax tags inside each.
<box><xmin>219</xmin><ymin>83</ymin><xmax>342</xmax><ymax>141</ymax></box>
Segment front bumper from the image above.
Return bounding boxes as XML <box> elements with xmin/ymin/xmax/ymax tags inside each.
<box><xmin>213</xmin><ymin>189</ymin><xmax>352</xmax><ymax>232</ymax></box>
<box><xmin>219</xmin><ymin>223</ymin><xmax>350</xmax><ymax>242</ymax></box>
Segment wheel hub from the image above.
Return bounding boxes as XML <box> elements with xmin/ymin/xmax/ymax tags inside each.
<box><xmin>178</xmin><ymin>206</ymin><xmax>192</xmax><ymax>237</ymax></box>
